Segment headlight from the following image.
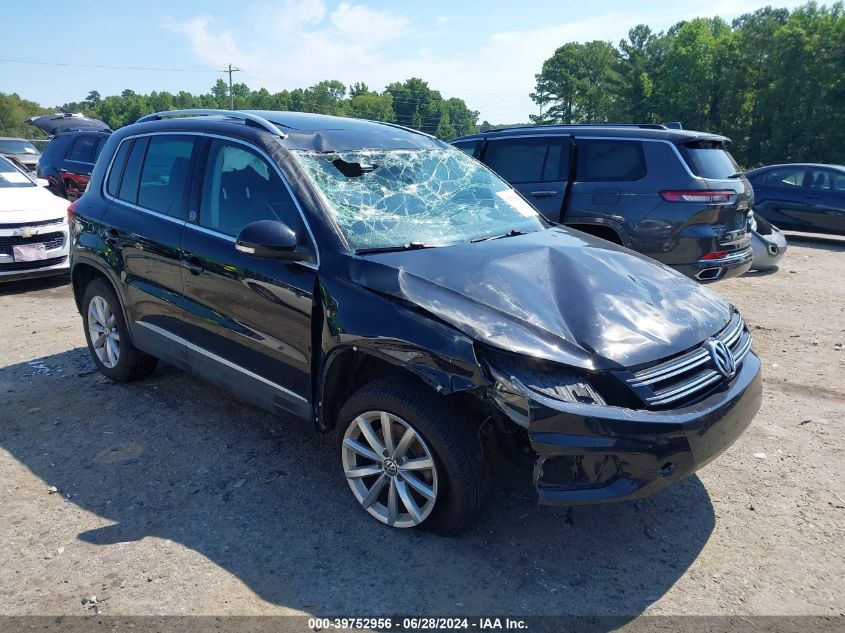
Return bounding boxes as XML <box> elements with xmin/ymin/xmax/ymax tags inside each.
<box><xmin>482</xmin><ymin>349</ymin><xmax>604</xmax><ymax>428</ymax></box>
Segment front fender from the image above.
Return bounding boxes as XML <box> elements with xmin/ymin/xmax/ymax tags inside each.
<box><xmin>316</xmin><ymin>276</ymin><xmax>489</xmax><ymax>409</ymax></box>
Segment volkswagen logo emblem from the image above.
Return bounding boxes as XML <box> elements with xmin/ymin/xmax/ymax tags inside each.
<box><xmin>704</xmin><ymin>339</ymin><xmax>736</xmax><ymax>378</ymax></box>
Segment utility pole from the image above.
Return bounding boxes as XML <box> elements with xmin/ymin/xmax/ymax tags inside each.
<box><xmin>225</xmin><ymin>63</ymin><xmax>241</xmax><ymax>110</ymax></box>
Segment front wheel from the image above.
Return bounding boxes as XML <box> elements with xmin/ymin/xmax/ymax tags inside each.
<box><xmin>337</xmin><ymin>377</ymin><xmax>488</xmax><ymax>535</ymax></box>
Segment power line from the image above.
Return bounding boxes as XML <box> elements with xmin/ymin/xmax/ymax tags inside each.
<box><xmin>0</xmin><ymin>56</ymin><xmax>218</xmax><ymax>73</ymax></box>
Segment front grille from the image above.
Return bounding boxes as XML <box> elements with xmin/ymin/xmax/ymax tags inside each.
<box><xmin>0</xmin><ymin>256</ymin><xmax>67</xmax><ymax>271</ymax></box>
<box><xmin>0</xmin><ymin>232</ymin><xmax>65</xmax><ymax>255</ymax></box>
<box><xmin>625</xmin><ymin>313</ymin><xmax>752</xmax><ymax>408</ymax></box>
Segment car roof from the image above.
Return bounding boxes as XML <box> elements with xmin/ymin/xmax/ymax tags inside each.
<box><xmin>451</xmin><ymin>124</ymin><xmax>728</xmax><ymax>144</ymax></box>
<box><xmin>747</xmin><ymin>163</ymin><xmax>845</xmax><ymax>172</ymax></box>
<box><xmin>122</xmin><ymin>110</ymin><xmax>446</xmax><ymax>152</ymax></box>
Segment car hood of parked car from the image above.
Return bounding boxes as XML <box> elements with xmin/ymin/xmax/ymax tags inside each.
<box><xmin>350</xmin><ymin>227</ymin><xmax>733</xmax><ymax>370</ymax></box>
<box><xmin>0</xmin><ymin>186</ymin><xmax>68</xmax><ymax>223</ymax></box>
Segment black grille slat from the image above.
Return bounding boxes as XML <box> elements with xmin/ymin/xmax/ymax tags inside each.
<box><xmin>0</xmin><ymin>232</ymin><xmax>65</xmax><ymax>255</ymax></box>
<box><xmin>0</xmin><ymin>256</ymin><xmax>67</xmax><ymax>271</ymax></box>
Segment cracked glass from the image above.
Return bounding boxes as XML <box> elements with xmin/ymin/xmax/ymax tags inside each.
<box><xmin>293</xmin><ymin>147</ymin><xmax>547</xmax><ymax>250</ymax></box>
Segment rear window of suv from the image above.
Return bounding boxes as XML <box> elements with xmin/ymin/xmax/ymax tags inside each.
<box><xmin>575</xmin><ymin>140</ymin><xmax>645</xmax><ymax>181</ymax></box>
<box><xmin>679</xmin><ymin>141</ymin><xmax>740</xmax><ymax>180</ymax></box>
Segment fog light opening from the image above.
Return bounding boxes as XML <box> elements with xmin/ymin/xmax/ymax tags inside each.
<box><xmin>659</xmin><ymin>462</ymin><xmax>675</xmax><ymax>477</ymax></box>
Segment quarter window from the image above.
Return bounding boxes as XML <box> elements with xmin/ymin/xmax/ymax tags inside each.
<box><xmin>576</xmin><ymin>140</ymin><xmax>646</xmax><ymax>182</ymax></box>
<box><xmin>199</xmin><ymin>139</ymin><xmax>302</xmax><ymax>238</ymax></box>
<box><xmin>115</xmin><ymin>137</ymin><xmax>148</xmax><ymax>204</ymax></box>
<box><xmin>137</xmin><ymin>136</ymin><xmax>196</xmax><ymax>218</ymax></box>
<box><xmin>106</xmin><ymin>140</ymin><xmax>132</xmax><ymax>198</ymax></box>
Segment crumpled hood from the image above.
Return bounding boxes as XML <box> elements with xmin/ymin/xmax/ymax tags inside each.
<box><xmin>348</xmin><ymin>227</ymin><xmax>733</xmax><ymax>370</ymax></box>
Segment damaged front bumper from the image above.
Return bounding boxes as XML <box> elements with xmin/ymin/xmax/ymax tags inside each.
<box><xmin>496</xmin><ymin>351</ymin><xmax>762</xmax><ymax>505</ymax></box>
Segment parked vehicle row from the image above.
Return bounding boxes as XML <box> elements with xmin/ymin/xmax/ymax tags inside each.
<box><xmin>67</xmin><ymin>109</ymin><xmax>763</xmax><ymax>534</ymax></box>
<box><xmin>451</xmin><ymin>124</ymin><xmax>755</xmax><ymax>282</ymax></box>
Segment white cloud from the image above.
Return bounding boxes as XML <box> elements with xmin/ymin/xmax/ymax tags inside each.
<box><xmin>164</xmin><ymin>0</ymin><xmax>808</xmax><ymax>123</ymax></box>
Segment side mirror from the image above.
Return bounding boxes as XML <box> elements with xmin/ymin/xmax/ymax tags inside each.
<box><xmin>36</xmin><ymin>178</ymin><xmax>50</xmax><ymax>187</ymax></box>
<box><xmin>235</xmin><ymin>220</ymin><xmax>308</xmax><ymax>261</ymax></box>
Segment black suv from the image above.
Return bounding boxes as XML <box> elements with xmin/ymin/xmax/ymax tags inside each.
<box><xmin>28</xmin><ymin>114</ymin><xmax>112</xmax><ymax>200</ymax></box>
<box><xmin>451</xmin><ymin>125</ymin><xmax>753</xmax><ymax>282</ymax></box>
<box><xmin>70</xmin><ymin>110</ymin><xmax>761</xmax><ymax>534</ymax></box>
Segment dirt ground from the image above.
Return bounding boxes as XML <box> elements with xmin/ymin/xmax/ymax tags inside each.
<box><xmin>0</xmin><ymin>234</ymin><xmax>843</xmax><ymax>623</ymax></box>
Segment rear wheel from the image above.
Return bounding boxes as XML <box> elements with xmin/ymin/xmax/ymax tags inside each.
<box><xmin>337</xmin><ymin>377</ymin><xmax>488</xmax><ymax>535</ymax></box>
<box><xmin>81</xmin><ymin>279</ymin><xmax>157</xmax><ymax>382</ymax></box>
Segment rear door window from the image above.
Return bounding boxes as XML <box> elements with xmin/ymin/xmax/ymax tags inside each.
<box><xmin>678</xmin><ymin>141</ymin><xmax>740</xmax><ymax>179</ymax></box>
<box><xmin>764</xmin><ymin>167</ymin><xmax>805</xmax><ymax>188</ymax></box>
<box><xmin>484</xmin><ymin>137</ymin><xmax>570</xmax><ymax>183</ymax></box>
<box><xmin>137</xmin><ymin>136</ymin><xmax>196</xmax><ymax>218</ymax></box>
<box><xmin>576</xmin><ymin>139</ymin><xmax>645</xmax><ymax>181</ymax></box>
<box><xmin>68</xmin><ymin>135</ymin><xmax>100</xmax><ymax>164</ymax></box>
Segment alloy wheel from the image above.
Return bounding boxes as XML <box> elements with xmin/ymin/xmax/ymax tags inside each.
<box><xmin>87</xmin><ymin>295</ymin><xmax>120</xmax><ymax>369</ymax></box>
<box><xmin>342</xmin><ymin>410</ymin><xmax>439</xmax><ymax>528</ymax></box>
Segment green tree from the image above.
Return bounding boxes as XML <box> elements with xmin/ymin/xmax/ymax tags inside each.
<box><xmin>530</xmin><ymin>41</ymin><xmax>621</xmax><ymax>124</ymax></box>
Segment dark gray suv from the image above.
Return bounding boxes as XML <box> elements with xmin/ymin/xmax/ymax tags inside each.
<box><xmin>452</xmin><ymin>125</ymin><xmax>753</xmax><ymax>282</ymax></box>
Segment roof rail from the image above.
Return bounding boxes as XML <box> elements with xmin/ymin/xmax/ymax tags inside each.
<box><xmin>483</xmin><ymin>122</ymin><xmax>669</xmax><ymax>134</ymax></box>
<box><xmin>136</xmin><ymin>109</ymin><xmax>286</xmax><ymax>138</ymax></box>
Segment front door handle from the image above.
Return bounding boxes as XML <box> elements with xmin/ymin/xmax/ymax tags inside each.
<box><xmin>530</xmin><ymin>190</ymin><xmax>558</xmax><ymax>198</ymax></box>
<box><xmin>805</xmin><ymin>193</ymin><xmax>820</xmax><ymax>199</ymax></box>
<box><xmin>182</xmin><ymin>256</ymin><xmax>204</xmax><ymax>275</ymax></box>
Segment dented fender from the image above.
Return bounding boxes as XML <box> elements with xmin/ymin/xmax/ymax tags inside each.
<box><xmin>315</xmin><ymin>274</ymin><xmax>490</xmax><ymax>426</ymax></box>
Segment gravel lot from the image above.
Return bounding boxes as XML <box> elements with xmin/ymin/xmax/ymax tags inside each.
<box><xmin>0</xmin><ymin>234</ymin><xmax>843</xmax><ymax>622</ymax></box>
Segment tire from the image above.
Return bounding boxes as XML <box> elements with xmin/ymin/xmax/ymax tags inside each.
<box><xmin>337</xmin><ymin>376</ymin><xmax>489</xmax><ymax>535</ymax></box>
<box><xmin>81</xmin><ymin>278</ymin><xmax>158</xmax><ymax>382</ymax></box>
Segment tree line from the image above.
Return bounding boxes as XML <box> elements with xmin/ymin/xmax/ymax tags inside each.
<box><xmin>0</xmin><ymin>77</ymin><xmax>479</xmax><ymax>141</ymax></box>
<box><xmin>531</xmin><ymin>2</ymin><xmax>845</xmax><ymax>167</ymax></box>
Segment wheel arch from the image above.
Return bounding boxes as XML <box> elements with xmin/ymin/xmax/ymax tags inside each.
<box><xmin>71</xmin><ymin>257</ymin><xmax>135</xmax><ymax>345</ymax></box>
<box><xmin>565</xmin><ymin>221</ymin><xmax>626</xmax><ymax>246</ymax></box>
<box><xmin>317</xmin><ymin>342</ymin><xmax>489</xmax><ymax>432</ymax></box>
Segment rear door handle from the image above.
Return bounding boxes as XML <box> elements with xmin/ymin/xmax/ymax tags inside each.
<box><xmin>182</xmin><ymin>256</ymin><xmax>204</xmax><ymax>275</ymax></box>
<box><xmin>530</xmin><ymin>190</ymin><xmax>558</xmax><ymax>198</ymax></box>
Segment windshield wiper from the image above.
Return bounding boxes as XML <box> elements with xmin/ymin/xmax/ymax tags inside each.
<box><xmin>470</xmin><ymin>229</ymin><xmax>527</xmax><ymax>243</ymax></box>
<box><xmin>355</xmin><ymin>242</ymin><xmax>434</xmax><ymax>255</ymax></box>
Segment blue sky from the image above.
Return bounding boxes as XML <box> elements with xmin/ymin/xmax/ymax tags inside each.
<box><xmin>2</xmin><ymin>0</ymin><xmax>807</xmax><ymax>122</ymax></box>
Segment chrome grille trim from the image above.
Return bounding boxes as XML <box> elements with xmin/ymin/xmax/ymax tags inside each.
<box><xmin>627</xmin><ymin>313</ymin><xmax>752</xmax><ymax>407</ymax></box>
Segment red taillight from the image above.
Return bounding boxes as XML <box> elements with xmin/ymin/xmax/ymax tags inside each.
<box><xmin>660</xmin><ymin>190</ymin><xmax>737</xmax><ymax>204</ymax></box>
<box><xmin>700</xmin><ymin>251</ymin><xmax>728</xmax><ymax>260</ymax></box>
<box><xmin>67</xmin><ymin>199</ymin><xmax>79</xmax><ymax>224</ymax></box>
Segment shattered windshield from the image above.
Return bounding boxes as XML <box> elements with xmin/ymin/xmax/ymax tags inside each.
<box><xmin>293</xmin><ymin>147</ymin><xmax>547</xmax><ymax>250</ymax></box>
